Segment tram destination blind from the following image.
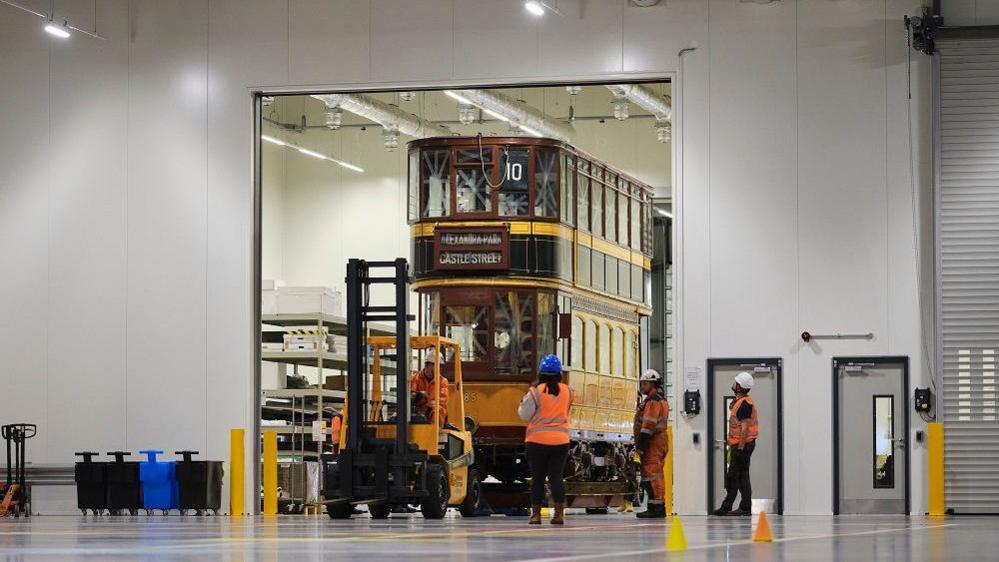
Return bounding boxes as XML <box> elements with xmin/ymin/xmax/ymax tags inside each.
<box><xmin>434</xmin><ymin>226</ymin><xmax>510</xmax><ymax>270</ymax></box>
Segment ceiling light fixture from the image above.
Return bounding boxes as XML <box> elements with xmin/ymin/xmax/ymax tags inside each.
<box><xmin>261</xmin><ymin>134</ymin><xmax>364</xmax><ymax>173</ymax></box>
<box><xmin>324</xmin><ymin>106</ymin><xmax>343</xmax><ymax>130</ymax></box>
<box><xmin>457</xmin><ymin>104</ymin><xmax>477</xmax><ymax>126</ymax></box>
<box><xmin>382</xmin><ymin>126</ymin><xmax>400</xmax><ymax>151</ymax></box>
<box><xmin>524</xmin><ymin>1</ymin><xmax>545</xmax><ymax>16</ymax></box>
<box><xmin>612</xmin><ymin>95</ymin><xmax>630</xmax><ymax>121</ymax></box>
<box><xmin>43</xmin><ymin>19</ymin><xmax>70</xmax><ymax>38</ymax></box>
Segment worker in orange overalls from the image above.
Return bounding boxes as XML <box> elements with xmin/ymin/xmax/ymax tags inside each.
<box><xmin>330</xmin><ymin>409</ymin><xmax>343</xmax><ymax>453</ymax></box>
<box><xmin>518</xmin><ymin>354</ymin><xmax>573</xmax><ymax>525</ymax></box>
<box><xmin>410</xmin><ymin>352</ymin><xmax>449</xmax><ymax>428</ymax></box>
<box><xmin>712</xmin><ymin>371</ymin><xmax>758</xmax><ymax>516</ymax></box>
<box><xmin>635</xmin><ymin>369</ymin><xmax>670</xmax><ymax>519</ymax></box>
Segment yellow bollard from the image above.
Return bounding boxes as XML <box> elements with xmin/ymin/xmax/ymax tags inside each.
<box><xmin>263</xmin><ymin>431</ymin><xmax>278</xmax><ymax>516</ymax></box>
<box><xmin>928</xmin><ymin>422</ymin><xmax>945</xmax><ymax>517</ymax></box>
<box><xmin>230</xmin><ymin>428</ymin><xmax>245</xmax><ymax>516</ymax></box>
<box><xmin>664</xmin><ymin>426</ymin><xmax>674</xmax><ymax>515</ymax></box>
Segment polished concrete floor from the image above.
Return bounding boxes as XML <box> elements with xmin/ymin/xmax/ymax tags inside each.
<box><xmin>0</xmin><ymin>512</ymin><xmax>991</xmax><ymax>561</ymax></box>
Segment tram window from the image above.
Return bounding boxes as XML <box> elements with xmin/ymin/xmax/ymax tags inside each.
<box><xmin>617</xmin><ymin>190</ymin><xmax>628</xmax><ymax>243</ymax></box>
<box><xmin>494</xmin><ymin>291</ymin><xmax>535</xmax><ymax>375</ymax></box>
<box><xmin>632</xmin><ymin>264</ymin><xmax>643</xmax><ymax>301</ymax></box>
<box><xmin>456</xmin><ymin>147</ymin><xmax>493</xmax><ymax>164</ymax></box>
<box><xmin>630</xmin><ymin>195</ymin><xmax>640</xmax><ymax>250</ymax></box>
<box><xmin>592</xmin><ymin>251</ymin><xmax>605</xmax><ymax>292</ymax></box>
<box><xmin>577</xmin><ymin>169</ymin><xmax>590</xmax><ymax>232</ymax></box>
<box><xmin>591</xmin><ymin>183</ymin><xmax>603</xmax><ymax>237</ymax></box>
<box><xmin>537</xmin><ymin>293</ymin><xmax>556</xmax><ymax>361</ymax></box>
<box><xmin>534</xmin><ymin>148</ymin><xmax>558</xmax><ymax>217</ymax></box>
<box><xmin>559</xmin><ymin>239</ymin><xmax>573</xmax><ymax>281</ymax></box>
<box><xmin>456</xmin><ymin>168</ymin><xmax>493</xmax><ymax>213</ymax></box>
<box><xmin>624</xmin><ymin>330</ymin><xmax>635</xmax><ymax>378</ymax></box>
<box><xmin>613</xmin><ymin>327</ymin><xmax>624</xmax><ymax>376</ymax></box>
<box><xmin>443</xmin><ymin>305</ymin><xmax>488</xmax><ymax>363</ymax></box>
<box><xmin>584</xmin><ymin>320</ymin><xmax>597</xmax><ymax>371</ymax></box>
<box><xmin>606</xmin><ymin>256</ymin><xmax>618</xmax><ymax>295</ymax></box>
<box><xmin>499</xmin><ymin>148</ymin><xmax>531</xmax><ymax>217</ymax></box>
<box><xmin>599</xmin><ymin>324</ymin><xmax>610</xmax><ymax>374</ymax></box>
<box><xmin>408</xmin><ymin>150</ymin><xmax>419</xmax><ymax>222</ymax></box>
<box><xmin>421</xmin><ymin>149</ymin><xmax>450</xmax><ymax>218</ymax></box>
<box><xmin>560</xmin><ymin>153</ymin><xmax>573</xmax><ymax>225</ymax></box>
<box><xmin>571</xmin><ymin>315</ymin><xmax>583</xmax><ymax>370</ymax></box>
<box><xmin>618</xmin><ymin>259</ymin><xmax>631</xmax><ymax>299</ymax></box>
<box><xmin>605</xmin><ymin>186</ymin><xmax>617</xmax><ymax>242</ymax></box>
<box><xmin>577</xmin><ymin>246</ymin><xmax>590</xmax><ymax>287</ymax></box>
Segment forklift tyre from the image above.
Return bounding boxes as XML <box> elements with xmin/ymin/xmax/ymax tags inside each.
<box><xmin>420</xmin><ymin>464</ymin><xmax>450</xmax><ymax>519</ymax></box>
<box><xmin>327</xmin><ymin>503</ymin><xmax>353</xmax><ymax>520</ymax></box>
<box><xmin>458</xmin><ymin>468</ymin><xmax>481</xmax><ymax>518</ymax></box>
<box><xmin>368</xmin><ymin>503</ymin><xmax>392</xmax><ymax>519</ymax></box>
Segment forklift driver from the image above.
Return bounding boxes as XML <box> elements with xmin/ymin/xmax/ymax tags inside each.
<box><xmin>410</xmin><ymin>353</ymin><xmax>449</xmax><ymax>428</ymax></box>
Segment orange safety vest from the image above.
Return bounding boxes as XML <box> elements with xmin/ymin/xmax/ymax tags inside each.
<box><xmin>330</xmin><ymin>414</ymin><xmax>342</xmax><ymax>446</ymax></box>
<box><xmin>525</xmin><ymin>383</ymin><xmax>573</xmax><ymax>446</ymax></box>
<box><xmin>637</xmin><ymin>391</ymin><xmax>670</xmax><ymax>438</ymax></box>
<box><xmin>727</xmin><ymin>395</ymin><xmax>759</xmax><ymax>446</ymax></box>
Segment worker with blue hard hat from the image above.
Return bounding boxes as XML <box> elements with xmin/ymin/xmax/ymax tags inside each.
<box><xmin>518</xmin><ymin>353</ymin><xmax>574</xmax><ymax>525</ymax></box>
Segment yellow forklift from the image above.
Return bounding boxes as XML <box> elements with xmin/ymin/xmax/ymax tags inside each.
<box><xmin>323</xmin><ymin>259</ymin><xmax>480</xmax><ymax>519</ymax></box>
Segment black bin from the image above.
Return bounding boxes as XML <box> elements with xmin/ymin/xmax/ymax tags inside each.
<box><xmin>174</xmin><ymin>450</ymin><xmax>223</xmax><ymax>515</ymax></box>
<box><xmin>73</xmin><ymin>452</ymin><xmax>107</xmax><ymax>515</ymax></box>
<box><xmin>105</xmin><ymin>451</ymin><xmax>141</xmax><ymax>515</ymax></box>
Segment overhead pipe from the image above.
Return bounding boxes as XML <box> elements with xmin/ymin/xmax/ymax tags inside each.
<box><xmin>605</xmin><ymin>84</ymin><xmax>672</xmax><ymax>122</ymax></box>
<box><xmin>446</xmin><ymin>89</ymin><xmax>575</xmax><ymax>142</ymax></box>
<box><xmin>311</xmin><ymin>93</ymin><xmax>452</xmax><ymax>139</ymax></box>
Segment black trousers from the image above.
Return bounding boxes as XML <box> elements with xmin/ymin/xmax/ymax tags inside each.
<box><xmin>526</xmin><ymin>442</ymin><xmax>570</xmax><ymax>505</ymax></box>
<box><xmin>721</xmin><ymin>441</ymin><xmax>755</xmax><ymax>511</ymax></box>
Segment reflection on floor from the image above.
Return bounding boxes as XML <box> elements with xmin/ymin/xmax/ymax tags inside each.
<box><xmin>0</xmin><ymin>512</ymin><xmax>986</xmax><ymax>561</ymax></box>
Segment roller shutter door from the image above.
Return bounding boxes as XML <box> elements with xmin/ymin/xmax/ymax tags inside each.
<box><xmin>938</xmin><ymin>38</ymin><xmax>999</xmax><ymax>514</ymax></box>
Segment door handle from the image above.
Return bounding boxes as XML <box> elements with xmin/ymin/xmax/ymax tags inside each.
<box><xmin>713</xmin><ymin>439</ymin><xmax>725</xmax><ymax>449</ymax></box>
<box><xmin>891</xmin><ymin>438</ymin><xmax>906</xmax><ymax>449</ymax></box>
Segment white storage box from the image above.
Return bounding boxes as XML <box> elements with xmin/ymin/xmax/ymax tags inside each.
<box><xmin>275</xmin><ymin>286</ymin><xmax>343</xmax><ymax>316</ymax></box>
<box><xmin>261</xmin><ymin>280</ymin><xmax>285</xmax><ymax>315</ymax></box>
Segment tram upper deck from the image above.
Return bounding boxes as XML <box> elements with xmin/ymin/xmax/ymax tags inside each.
<box><xmin>408</xmin><ymin>136</ymin><xmax>655</xmax><ymax>310</ymax></box>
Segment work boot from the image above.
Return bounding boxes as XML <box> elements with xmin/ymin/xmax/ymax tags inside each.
<box><xmin>551</xmin><ymin>503</ymin><xmax>565</xmax><ymax>525</ymax></box>
<box><xmin>529</xmin><ymin>504</ymin><xmax>542</xmax><ymax>525</ymax></box>
<box><xmin>636</xmin><ymin>502</ymin><xmax>666</xmax><ymax>519</ymax></box>
<box><xmin>711</xmin><ymin>505</ymin><xmax>733</xmax><ymax>516</ymax></box>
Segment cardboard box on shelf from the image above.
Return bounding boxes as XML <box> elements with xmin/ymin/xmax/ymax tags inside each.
<box><xmin>323</xmin><ymin>375</ymin><xmax>346</xmax><ymax>391</ymax></box>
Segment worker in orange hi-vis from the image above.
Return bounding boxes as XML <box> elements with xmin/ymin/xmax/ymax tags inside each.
<box><xmin>410</xmin><ymin>353</ymin><xmax>449</xmax><ymax>428</ymax></box>
<box><xmin>330</xmin><ymin>409</ymin><xmax>343</xmax><ymax>452</ymax></box>
<box><xmin>635</xmin><ymin>369</ymin><xmax>670</xmax><ymax>519</ymax></box>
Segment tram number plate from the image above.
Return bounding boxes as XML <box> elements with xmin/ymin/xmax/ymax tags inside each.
<box><xmin>434</xmin><ymin>226</ymin><xmax>509</xmax><ymax>270</ymax></box>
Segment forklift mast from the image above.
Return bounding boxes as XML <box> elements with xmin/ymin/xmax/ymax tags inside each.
<box><xmin>340</xmin><ymin>258</ymin><xmax>417</xmax><ymax>500</ymax></box>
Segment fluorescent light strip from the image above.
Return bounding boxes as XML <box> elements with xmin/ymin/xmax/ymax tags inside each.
<box><xmin>655</xmin><ymin>208</ymin><xmax>673</xmax><ymax>218</ymax></box>
<box><xmin>524</xmin><ymin>1</ymin><xmax>545</xmax><ymax>16</ymax></box>
<box><xmin>261</xmin><ymin>135</ymin><xmax>364</xmax><ymax>173</ymax></box>
<box><xmin>44</xmin><ymin>21</ymin><xmax>70</xmax><ymax>38</ymax></box>
<box><xmin>443</xmin><ymin>90</ymin><xmax>473</xmax><ymax>105</ymax></box>
<box><xmin>518</xmin><ymin>124</ymin><xmax>543</xmax><ymax>137</ymax></box>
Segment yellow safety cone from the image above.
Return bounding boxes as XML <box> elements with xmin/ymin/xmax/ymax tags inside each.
<box><xmin>666</xmin><ymin>516</ymin><xmax>687</xmax><ymax>551</ymax></box>
<box><xmin>752</xmin><ymin>511</ymin><xmax>773</xmax><ymax>543</ymax></box>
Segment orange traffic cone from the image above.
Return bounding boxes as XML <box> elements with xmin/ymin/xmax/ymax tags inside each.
<box><xmin>752</xmin><ymin>511</ymin><xmax>773</xmax><ymax>542</ymax></box>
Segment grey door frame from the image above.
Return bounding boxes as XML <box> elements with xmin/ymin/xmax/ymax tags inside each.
<box><xmin>705</xmin><ymin>357</ymin><xmax>784</xmax><ymax>515</ymax></box>
<box><xmin>831</xmin><ymin>356</ymin><xmax>910</xmax><ymax>516</ymax></box>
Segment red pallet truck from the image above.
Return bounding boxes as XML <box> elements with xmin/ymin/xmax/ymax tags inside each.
<box><xmin>0</xmin><ymin>424</ymin><xmax>36</xmax><ymax>517</ymax></box>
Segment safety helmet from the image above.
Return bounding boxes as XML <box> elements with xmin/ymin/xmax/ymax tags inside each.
<box><xmin>539</xmin><ymin>354</ymin><xmax>563</xmax><ymax>374</ymax></box>
<box><xmin>640</xmin><ymin>369</ymin><xmax>661</xmax><ymax>383</ymax></box>
<box><xmin>734</xmin><ymin>371</ymin><xmax>754</xmax><ymax>390</ymax></box>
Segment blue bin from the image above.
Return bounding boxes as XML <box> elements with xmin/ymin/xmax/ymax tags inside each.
<box><xmin>139</xmin><ymin>450</ymin><xmax>178</xmax><ymax>513</ymax></box>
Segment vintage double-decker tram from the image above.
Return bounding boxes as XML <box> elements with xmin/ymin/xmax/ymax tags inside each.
<box><xmin>407</xmin><ymin>135</ymin><xmax>654</xmax><ymax>509</ymax></box>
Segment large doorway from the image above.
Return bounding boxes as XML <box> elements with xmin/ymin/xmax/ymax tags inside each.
<box><xmin>833</xmin><ymin>357</ymin><xmax>909</xmax><ymax>515</ymax></box>
<box><xmin>706</xmin><ymin>358</ymin><xmax>783</xmax><ymax>515</ymax></box>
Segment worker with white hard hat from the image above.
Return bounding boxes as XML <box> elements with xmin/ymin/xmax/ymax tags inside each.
<box><xmin>633</xmin><ymin>369</ymin><xmax>670</xmax><ymax>518</ymax></box>
<box><xmin>712</xmin><ymin>371</ymin><xmax>759</xmax><ymax>516</ymax></box>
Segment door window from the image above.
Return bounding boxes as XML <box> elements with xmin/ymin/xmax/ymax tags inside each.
<box><xmin>874</xmin><ymin>395</ymin><xmax>895</xmax><ymax>489</ymax></box>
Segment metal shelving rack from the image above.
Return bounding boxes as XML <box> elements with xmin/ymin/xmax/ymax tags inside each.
<box><xmin>260</xmin><ymin>313</ymin><xmax>396</xmax><ymax>512</ymax></box>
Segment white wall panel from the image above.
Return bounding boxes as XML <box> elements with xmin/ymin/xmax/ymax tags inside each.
<box><xmin>370</xmin><ymin>0</ymin><xmax>453</xmax><ymax>83</ymax></box>
<box><xmin>453</xmin><ymin>0</ymin><xmax>539</xmax><ymax>79</ymax></box>
<box><xmin>207</xmin><ymin>0</ymin><xmax>290</xmax><ymax>510</ymax></box>
<box><xmin>622</xmin><ymin>0</ymin><xmax>706</xmax><ymax>73</ymax></box>
<box><xmin>124</xmin><ymin>0</ymin><xmax>209</xmax><ymax>453</ymax></box>
<box><xmin>0</xmin><ymin>8</ymin><xmax>52</xmax><ymax>458</ymax></box>
<box><xmin>289</xmin><ymin>0</ymin><xmax>370</xmax><ymax>85</ymax></box>
<box><xmin>46</xmin><ymin>0</ymin><xmax>129</xmax><ymax>462</ymax></box>
<box><xmin>537</xmin><ymin>0</ymin><xmax>623</xmax><ymax>78</ymax></box>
